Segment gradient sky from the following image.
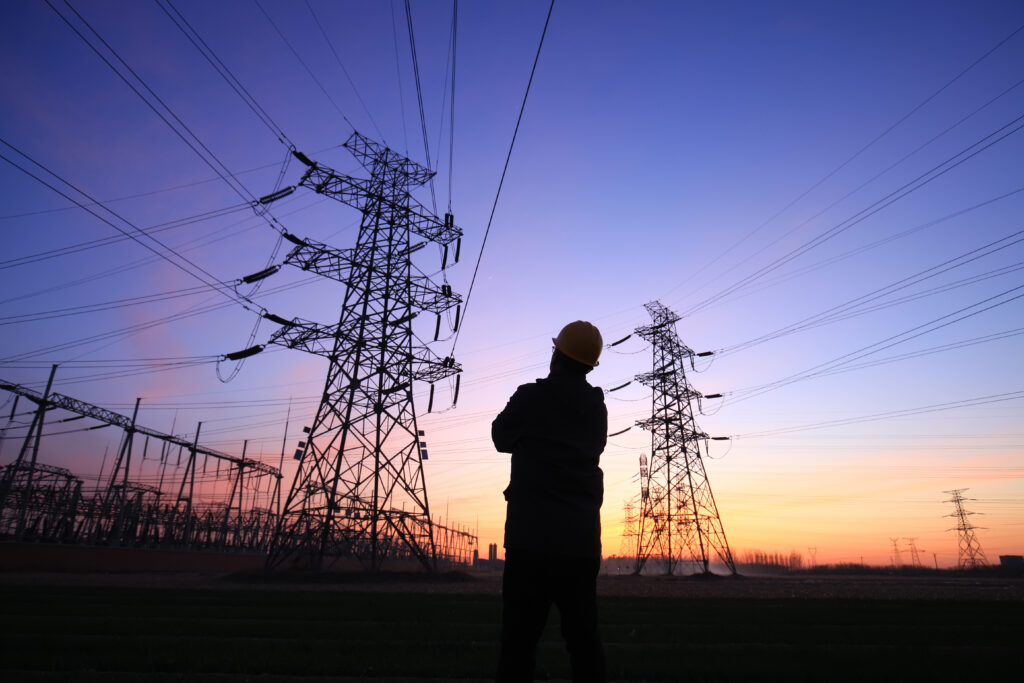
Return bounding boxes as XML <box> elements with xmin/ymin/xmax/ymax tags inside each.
<box><xmin>1</xmin><ymin>0</ymin><xmax>1022</xmax><ymax>567</ymax></box>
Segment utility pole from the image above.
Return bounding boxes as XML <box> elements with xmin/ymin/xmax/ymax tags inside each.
<box><xmin>632</xmin><ymin>301</ymin><xmax>736</xmax><ymax>576</ymax></box>
<box><xmin>266</xmin><ymin>133</ymin><xmax>462</xmax><ymax>571</ymax></box>
<box><xmin>944</xmin><ymin>488</ymin><xmax>988</xmax><ymax>569</ymax></box>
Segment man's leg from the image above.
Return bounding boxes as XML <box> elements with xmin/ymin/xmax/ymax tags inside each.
<box><xmin>555</xmin><ymin>556</ymin><xmax>606</xmax><ymax>683</ymax></box>
<box><xmin>497</xmin><ymin>550</ymin><xmax>552</xmax><ymax>682</ymax></box>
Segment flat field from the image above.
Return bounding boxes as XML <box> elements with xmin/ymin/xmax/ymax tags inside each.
<box><xmin>0</xmin><ymin>571</ymin><xmax>1021</xmax><ymax>682</ymax></box>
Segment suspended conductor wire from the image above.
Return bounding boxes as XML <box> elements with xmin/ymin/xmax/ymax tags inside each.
<box><xmin>735</xmin><ymin>389</ymin><xmax>1024</xmax><ymax>439</ymax></box>
<box><xmin>703</xmin><ymin>437</ymin><xmax>732</xmax><ymax>460</ymax></box>
<box><xmin>680</xmin><ymin>76</ymin><xmax>1024</xmax><ymax>317</ymax></box>
<box><xmin>662</xmin><ymin>19</ymin><xmax>1024</xmax><ymax>304</ymax></box>
<box><xmin>0</xmin><ymin>190</ymin><xmax>322</xmax><ymax>310</ymax></box>
<box><xmin>253</xmin><ymin>0</ymin><xmax>355</xmax><ymax>133</ymax></box>
<box><xmin>705</xmin><ymin>182</ymin><xmax>1024</xmax><ymax>320</ymax></box>
<box><xmin>404</xmin><ymin>0</ymin><xmax>438</xmax><ymax>214</ymax></box>
<box><xmin>0</xmin><ymin>201</ymin><xmax>251</xmax><ymax>272</ymax></box>
<box><xmin>448</xmin><ymin>0</ymin><xmax>457</xmax><ymax>213</ymax></box>
<box><xmin>729</xmin><ymin>281</ymin><xmax>1024</xmax><ymax>404</ymax></box>
<box><xmin>449</xmin><ymin>0</ymin><xmax>555</xmax><ymax>355</ymax></box>
<box><xmin>303</xmin><ymin>0</ymin><xmax>386</xmax><ymax>143</ymax></box>
<box><xmin>683</xmin><ymin>111</ymin><xmax>1024</xmax><ymax>318</ymax></box>
<box><xmin>52</xmin><ymin>0</ymin><xmax>257</xmax><ymax>206</ymax></box>
<box><xmin>51</xmin><ymin>0</ymin><xmax>292</xmax><ymax>241</ymax></box>
<box><xmin>390</xmin><ymin>0</ymin><xmax>409</xmax><ymax>153</ymax></box>
<box><xmin>0</xmin><ymin>138</ymin><xmax>259</xmax><ymax>316</ymax></box>
<box><xmin>0</xmin><ymin>142</ymin><xmax>343</xmax><ymax>223</ymax></box>
<box><xmin>720</xmin><ymin>228</ymin><xmax>1024</xmax><ymax>356</ymax></box>
<box><xmin>156</xmin><ymin>0</ymin><xmax>293</xmax><ymax>148</ymax></box>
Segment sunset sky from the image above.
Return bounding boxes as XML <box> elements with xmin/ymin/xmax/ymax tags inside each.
<box><xmin>1</xmin><ymin>0</ymin><xmax>1022</xmax><ymax>568</ymax></box>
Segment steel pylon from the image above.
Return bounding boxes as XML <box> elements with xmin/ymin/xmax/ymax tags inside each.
<box><xmin>945</xmin><ymin>488</ymin><xmax>988</xmax><ymax>569</ymax></box>
<box><xmin>266</xmin><ymin>132</ymin><xmax>462</xmax><ymax>571</ymax></box>
<box><xmin>632</xmin><ymin>301</ymin><xmax>736</xmax><ymax>576</ymax></box>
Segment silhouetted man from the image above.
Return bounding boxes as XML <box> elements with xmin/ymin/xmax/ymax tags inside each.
<box><xmin>493</xmin><ymin>321</ymin><xmax>607</xmax><ymax>682</ymax></box>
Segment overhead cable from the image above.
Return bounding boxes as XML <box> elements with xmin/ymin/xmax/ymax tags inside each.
<box><xmin>683</xmin><ymin>111</ymin><xmax>1024</xmax><ymax>317</ymax></box>
<box><xmin>404</xmin><ymin>0</ymin><xmax>438</xmax><ymax>213</ymax></box>
<box><xmin>449</xmin><ymin>0</ymin><xmax>555</xmax><ymax>355</ymax></box>
<box><xmin>0</xmin><ymin>138</ymin><xmax>258</xmax><ymax>315</ymax></box>
<box><xmin>253</xmin><ymin>0</ymin><xmax>355</xmax><ymax>132</ymax></box>
<box><xmin>303</xmin><ymin>0</ymin><xmax>385</xmax><ymax>142</ymax></box>
<box><xmin>156</xmin><ymin>0</ymin><xmax>294</xmax><ymax>148</ymax></box>
<box><xmin>663</xmin><ymin>20</ymin><xmax>1024</xmax><ymax>303</ymax></box>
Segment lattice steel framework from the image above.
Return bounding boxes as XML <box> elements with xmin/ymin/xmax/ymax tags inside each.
<box><xmin>945</xmin><ymin>488</ymin><xmax>988</xmax><ymax>569</ymax></box>
<box><xmin>632</xmin><ymin>301</ymin><xmax>736</xmax><ymax>575</ymax></box>
<box><xmin>267</xmin><ymin>132</ymin><xmax>462</xmax><ymax>571</ymax></box>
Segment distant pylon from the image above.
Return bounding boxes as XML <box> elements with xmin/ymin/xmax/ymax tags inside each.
<box><xmin>632</xmin><ymin>301</ymin><xmax>736</xmax><ymax>576</ymax></box>
<box><xmin>944</xmin><ymin>488</ymin><xmax>988</xmax><ymax>569</ymax></box>
<box><xmin>890</xmin><ymin>537</ymin><xmax>903</xmax><ymax>567</ymax></box>
<box><xmin>904</xmin><ymin>537</ymin><xmax>923</xmax><ymax>568</ymax></box>
<box><xmin>266</xmin><ymin>133</ymin><xmax>462</xmax><ymax>571</ymax></box>
<box><xmin>618</xmin><ymin>499</ymin><xmax>638</xmax><ymax>558</ymax></box>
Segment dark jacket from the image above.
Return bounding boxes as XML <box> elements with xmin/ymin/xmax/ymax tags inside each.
<box><xmin>492</xmin><ymin>372</ymin><xmax>607</xmax><ymax>558</ymax></box>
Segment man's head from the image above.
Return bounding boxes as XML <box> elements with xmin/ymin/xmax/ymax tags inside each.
<box><xmin>551</xmin><ymin>320</ymin><xmax>603</xmax><ymax>375</ymax></box>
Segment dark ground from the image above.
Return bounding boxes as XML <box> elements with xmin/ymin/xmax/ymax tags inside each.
<box><xmin>0</xmin><ymin>570</ymin><xmax>1021</xmax><ymax>682</ymax></box>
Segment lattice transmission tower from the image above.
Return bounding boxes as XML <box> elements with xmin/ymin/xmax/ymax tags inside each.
<box><xmin>265</xmin><ymin>132</ymin><xmax>462</xmax><ymax>571</ymax></box>
<box><xmin>631</xmin><ymin>301</ymin><xmax>736</xmax><ymax>575</ymax></box>
<box><xmin>945</xmin><ymin>488</ymin><xmax>988</xmax><ymax>569</ymax></box>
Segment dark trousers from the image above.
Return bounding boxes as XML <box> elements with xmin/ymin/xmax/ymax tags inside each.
<box><xmin>496</xmin><ymin>549</ymin><xmax>606</xmax><ymax>682</ymax></box>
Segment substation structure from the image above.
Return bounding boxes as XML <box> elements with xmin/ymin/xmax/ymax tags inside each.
<box><xmin>624</xmin><ymin>301</ymin><xmax>737</xmax><ymax>576</ymax></box>
<box><xmin>0</xmin><ymin>134</ymin><xmax>479</xmax><ymax>571</ymax></box>
<box><xmin>262</xmin><ymin>132</ymin><xmax>473</xmax><ymax>572</ymax></box>
<box><xmin>0</xmin><ymin>375</ymin><xmax>281</xmax><ymax>551</ymax></box>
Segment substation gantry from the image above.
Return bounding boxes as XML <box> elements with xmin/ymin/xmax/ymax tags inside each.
<box><xmin>0</xmin><ymin>373</ymin><xmax>282</xmax><ymax>549</ymax></box>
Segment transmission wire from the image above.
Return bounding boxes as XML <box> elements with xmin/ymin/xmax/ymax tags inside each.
<box><xmin>450</xmin><ymin>0</ymin><xmax>555</xmax><ymax>355</ymax></box>
<box><xmin>404</xmin><ymin>0</ymin><xmax>438</xmax><ymax>213</ymax></box>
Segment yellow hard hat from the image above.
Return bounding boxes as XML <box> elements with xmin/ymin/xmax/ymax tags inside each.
<box><xmin>552</xmin><ymin>320</ymin><xmax>603</xmax><ymax>367</ymax></box>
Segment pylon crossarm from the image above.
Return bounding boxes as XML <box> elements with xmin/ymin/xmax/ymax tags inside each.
<box><xmin>298</xmin><ymin>166</ymin><xmax>461</xmax><ymax>247</ymax></box>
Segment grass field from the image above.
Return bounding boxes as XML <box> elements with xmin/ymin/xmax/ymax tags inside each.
<box><xmin>1</xmin><ymin>575</ymin><xmax>1021</xmax><ymax>681</ymax></box>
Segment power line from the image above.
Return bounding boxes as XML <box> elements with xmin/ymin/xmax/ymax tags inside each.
<box><xmin>0</xmin><ymin>191</ymin><xmax>327</xmax><ymax>310</ymax></box>
<box><xmin>0</xmin><ymin>142</ymin><xmax>343</xmax><ymax>222</ymax></box>
<box><xmin>404</xmin><ymin>0</ymin><xmax>438</xmax><ymax>214</ymax></box>
<box><xmin>390</xmin><ymin>0</ymin><xmax>409</xmax><ymax>153</ymax></box>
<box><xmin>51</xmin><ymin>0</ymin><xmax>261</xmax><ymax>209</ymax></box>
<box><xmin>448</xmin><ymin>0</ymin><xmax>457</xmax><ymax>213</ymax></box>
<box><xmin>0</xmin><ymin>138</ymin><xmax>257</xmax><ymax>314</ymax></box>
<box><xmin>728</xmin><ymin>281</ymin><xmax>1024</xmax><ymax>404</ymax></box>
<box><xmin>0</xmin><ymin>202</ymin><xmax>250</xmax><ymax>272</ymax></box>
<box><xmin>682</xmin><ymin>111</ymin><xmax>1024</xmax><ymax>317</ymax></box>
<box><xmin>709</xmin><ymin>183</ymin><xmax>1024</xmax><ymax>312</ymax></box>
<box><xmin>735</xmin><ymin>389</ymin><xmax>1024</xmax><ymax>439</ymax></box>
<box><xmin>450</xmin><ymin>0</ymin><xmax>555</xmax><ymax>354</ymax></box>
<box><xmin>0</xmin><ymin>284</ymin><xmax>213</xmax><ymax>326</ymax></box>
<box><xmin>720</xmin><ymin>228</ymin><xmax>1024</xmax><ymax>355</ymax></box>
<box><xmin>303</xmin><ymin>0</ymin><xmax>385</xmax><ymax>142</ymax></box>
<box><xmin>252</xmin><ymin>0</ymin><xmax>355</xmax><ymax>132</ymax></box>
<box><xmin>662</xmin><ymin>20</ymin><xmax>1024</xmax><ymax>304</ymax></box>
<box><xmin>155</xmin><ymin>0</ymin><xmax>294</xmax><ymax>148</ymax></box>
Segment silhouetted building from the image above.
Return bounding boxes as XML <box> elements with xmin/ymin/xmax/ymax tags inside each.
<box><xmin>473</xmin><ymin>541</ymin><xmax>504</xmax><ymax>570</ymax></box>
<box><xmin>999</xmin><ymin>555</ymin><xmax>1023</xmax><ymax>568</ymax></box>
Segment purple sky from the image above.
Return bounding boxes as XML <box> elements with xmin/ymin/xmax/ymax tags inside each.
<box><xmin>1</xmin><ymin>0</ymin><xmax>1022</xmax><ymax>565</ymax></box>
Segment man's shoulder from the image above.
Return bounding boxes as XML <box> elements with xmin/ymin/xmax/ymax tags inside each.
<box><xmin>535</xmin><ymin>376</ymin><xmax>605</xmax><ymax>402</ymax></box>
